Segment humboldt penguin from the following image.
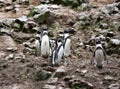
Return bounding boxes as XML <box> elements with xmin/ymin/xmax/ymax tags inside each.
<box><xmin>63</xmin><ymin>30</ymin><xmax>71</xmax><ymax>57</ymax></box>
<box><xmin>35</xmin><ymin>30</ymin><xmax>41</xmax><ymax>56</ymax></box>
<box><xmin>50</xmin><ymin>37</ymin><xmax>64</xmax><ymax>66</ymax></box>
<box><xmin>92</xmin><ymin>38</ymin><xmax>106</xmax><ymax>69</ymax></box>
<box><xmin>41</xmin><ymin>28</ymin><xmax>51</xmax><ymax>58</ymax></box>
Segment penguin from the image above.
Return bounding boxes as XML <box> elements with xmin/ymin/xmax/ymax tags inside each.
<box><xmin>92</xmin><ymin>38</ymin><xmax>106</xmax><ymax>69</ymax></box>
<box><xmin>63</xmin><ymin>30</ymin><xmax>71</xmax><ymax>57</ymax></box>
<box><xmin>35</xmin><ymin>30</ymin><xmax>41</xmax><ymax>56</ymax></box>
<box><xmin>50</xmin><ymin>37</ymin><xmax>64</xmax><ymax>66</ymax></box>
<box><xmin>41</xmin><ymin>29</ymin><xmax>51</xmax><ymax>58</ymax></box>
<box><xmin>36</xmin><ymin>30</ymin><xmax>41</xmax><ymax>40</ymax></box>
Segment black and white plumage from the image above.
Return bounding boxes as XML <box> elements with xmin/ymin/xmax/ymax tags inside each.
<box><xmin>92</xmin><ymin>39</ymin><xmax>106</xmax><ymax>69</ymax></box>
<box><xmin>63</xmin><ymin>31</ymin><xmax>71</xmax><ymax>57</ymax></box>
<box><xmin>50</xmin><ymin>37</ymin><xmax>64</xmax><ymax>66</ymax></box>
<box><xmin>35</xmin><ymin>30</ymin><xmax>41</xmax><ymax>56</ymax></box>
<box><xmin>41</xmin><ymin>30</ymin><xmax>51</xmax><ymax>58</ymax></box>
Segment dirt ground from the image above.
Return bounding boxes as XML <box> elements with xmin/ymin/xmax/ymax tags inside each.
<box><xmin>0</xmin><ymin>0</ymin><xmax>120</xmax><ymax>89</ymax></box>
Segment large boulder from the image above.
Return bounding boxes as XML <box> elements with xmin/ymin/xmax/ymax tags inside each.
<box><xmin>28</xmin><ymin>5</ymin><xmax>50</xmax><ymax>23</ymax></box>
<box><xmin>28</xmin><ymin>4</ymin><xmax>78</xmax><ymax>24</ymax></box>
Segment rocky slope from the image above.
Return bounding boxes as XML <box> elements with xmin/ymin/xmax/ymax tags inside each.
<box><xmin>0</xmin><ymin>0</ymin><xmax>120</xmax><ymax>89</ymax></box>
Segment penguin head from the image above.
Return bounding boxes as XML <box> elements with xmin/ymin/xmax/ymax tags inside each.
<box><xmin>35</xmin><ymin>36</ymin><xmax>40</xmax><ymax>40</ymax></box>
<box><xmin>58</xmin><ymin>31</ymin><xmax>64</xmax><ymax>37</ymax></box>
<box><xmin>42</xmin><ymin>25</ymin><xmax>48</xmax><ymax>31</ymax></box>
<box><xmin>95</xmin><ymin>38</ymin><xmax>103</xmax><ymax>48</ymax></box>
<box><xmin>95</xmin><ymin>38</ymin><xmax>101</xmax><ymax>44</ymax></box>
<box><xmin>37</xmin><ymin>30</ymin><xmax>41</xmax><ymax>34</ymax></box>
<box><xmin>64</xmin><ymin>30</ymin><xmax>70</xmax><ymax>38</ymax></box>
<box><xmin>42</xmin><ymin>30</ymin><xmax>48</xmax><ymax>35</ymax></box>
<box><xmin>56</xmin><ymin>37</ymin><xmax>63</xmax><ymax>46</ymax></box>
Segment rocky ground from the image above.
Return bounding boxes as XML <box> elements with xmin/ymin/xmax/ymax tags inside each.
<box><xmin>0</xmin><ymin>0</ymin><xmax>120</xmax><ymax>89</ymax></box>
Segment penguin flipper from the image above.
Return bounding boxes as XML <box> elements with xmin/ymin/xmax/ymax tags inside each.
<box><xmin>91</xmin><ymin>51</ymin><xmax>95</xmax><ymax>65</ymax></box>
<box><xmin>103</xmin><ymin>49</ymin><xmax>106</xmax><ymax>60</ymax></box>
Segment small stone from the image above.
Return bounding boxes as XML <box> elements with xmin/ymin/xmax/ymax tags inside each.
<box><xmin>69</xmin><ymin>78</ymin><xmax>94</xmax><ymax>89</ymax></box>
<box><xmin>47</xmin><ymin>78</ymin><xmax>58</xmax><ymax>84</ymax></box>
<box><xmin>108</xmin><ymin>82</ymin><xmax>120</xmax><ymax>89</ymax></box>
<box><xmin>15</xmin><ymin>52</ymin><xmax>26</xmax><ymax>60</ymax></box>
<box><xmin>13</xmin><ymin>8</ymin><xmax>19</xmax><ymax>13</ymax></box>
<box><xmin>104</xmin><ymin>75</ymin><xmax>114</xmax><ymax>80</ymax></box>
<box><xmin>55</xmin><ymin>66</ymin><xmax>67</xmax><ymax>78</ymax></box>
<box><xmin>81</xmin><ymin>69</ymin><xmax>88</xmax><ymax>74</ymax></box>
<box><xmin>34</xmin><ymin>70</ymin><xmax>52</xmax><ymax>81</ymax></box>
<box><xmin>110</xmin><ymin>39</ymin><xmax>120</xmax><ymax>45</ymax></box>
<box><xmin>18</xmin><ymin>15</ymin><xmax>28</xmax><ymax>22</ymax></box>
<box><xmin>100</xmin><ymin>23</ymin><xmax>108</xmax><ymax>29</ymax></box>
<box><xmin>43</xmin><ymin>84</ymin><xmax>64</xmax><ymax>89</ymax></box>
<box><xmin>5</xmin><ymin>5</ymin><xmax>13</xmax><ymax>11</ymax></box>
<box><xmin>106</xmin><ymin>32</ymin><xmax>115</xmax><ymax>37</ymax></box>
<box><xmin>0</xmin><ymin>28</ymin><xmax>10</xmax><ymax>35</ymax></box>
<box><xmin>0</xmin><ymin>51</ymin><xmax>6</xmax><ymax>59</ymax></box>
<box><xmin>5</xmin><ymin>54</ymin><xmax>14</xmax><ymax>60</ymax></box>
<box><xmin>78</xmin><ymin>11</ymin><xmax>90</xmax><ymax>20</ymax></box>
<box><xmin>13</xmin><ymin>22</ymin><xmax>21</xmax><ymax>28</ymax></box>
<box><xmin>6</xmin><ymin>47</ymin><xmax>18</xmax><ymax>52</ymax></box>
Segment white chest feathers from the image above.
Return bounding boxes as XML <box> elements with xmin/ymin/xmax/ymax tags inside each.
<box><xmin>35</xmin><ymin>39</ymin><xmax>41</xmax><ymax>56</ymax></box>
<box><xmin>41</xmin><ymin>35</ymin><xmax>51</xmax><ymax>56</ymax></box>
<box><xmin>95</xmin><ymin>49</ymin><xmax>105</xmax><ymax>65</ymax></box>
<box><xmin>64</xmin><ymin>37</ymin><xmax>71</xmax><ymax>57</ymax></box>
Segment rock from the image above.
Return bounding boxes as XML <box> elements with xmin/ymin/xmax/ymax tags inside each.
<box><xmin>1</xmin><ymin>18</ymin><xmax>15</xmax><ymax>27</ymax></box>
<box><xmin>0</xmin><ymin>83</ymin><xmax>33</xmax><ymax>89</ymax></box>
<box><xmin>100</xmin><ymin>23</ymin><xmax>108</xmax><ymax>29</ymax></box>
<box><xmin>81</xmin><ymin>3</ymin><xmax>88</xmax><ymax>10</ymax></box>
<box><xmin>28</xmin><ymin>4</ymin><xmax>50</xmax><ymax>23</ymax></box>
<box><xmin>108</xmin><ymin>82</ymin><xmax>120</xmax><ymax>89</ymax></box>
<box><xmin>15</xmin><ymin>52</ymin><xmax>26</xmax><ymax>60</ymax></box>
<box><xmin>28</xmin><ymin>7</ymin><xmax>39</xmax><ymax>17</ymax></box>
<box><xmin>107</xmin><ymin>38</ymin><xmax>120</xmax><ymax>55</ymax></box>
<box><xmin>64</xmin><ymin>75</ymin><xmax>75</xmax><ymax>81</ymax></box>
<box><xmin>0</xmin><ymin>35</ymin><xmax>17</xmax><ymax>50</ymax></box>
<box><xmin>23</xmin><ymin>20</ymin><xmax>37</xmax><ymax>33</ymax></box>
<box><xmin>28</xmin><ymin>4</ymin><xmax>77</xmax><ymax>24</ymax></box>
<box><xmin>23</xmin><ymin>41</ymin><xmax>34</xmax><ymax>49</ymax></box>
<box><xmin>43</xmin><ymin>84</ymin><xmax>64</xmax><ymax>89</ymax></box>
<box><xmin>106</xmin><ymin>32</ymin><xmax>115</xmax><ymax>37</ymax></box>
<box><xmin>0</xmin><ymin>51</ymin><xmax>6</xmax><ymax>59</ymax></box>
<box><xmin>34</xmin><ymin>70</ymin><xmax>52</xmax><ymax>81</ymax></box>
<box><xmin>0</xmin><ymin>28</ymin><xmax>10</xmax><ymax>35</ymax></box>
<box><xmin>6</xmin><ymin>47</ymin><xmax>18</xmax><ymax>52</ymax></box>
<box><xmin>68</xmin><ymin>77</ymin><xmax>94</xmax><ymax>89</ymax></box>
<box><xmin>78</xmin><ymin>11</ymin><xmax>90</xmax><ymax>21</ymax></box>
<box><xmin>33</xmin><ymin>10</ymin><xmax>50</xmax><ymax>23</ymax></box>
<box><xmin>101</xmin><ymin>3</ymin><xmax>119</xmax><ymax>16</ymax></box>
<box><xmin>11</xmin><ymin>32</ymin><xmax>33</xmax><ymax>43</ymax></box>
<box><xmin>104</xmin><ymin>75</ymin><xmax>114</xmax><ymax>80</ymax></box>
<box><xmin>13</xmin><ymin>22</ymin><xmax>21</xmax><ymax>29</ymax></box>
<box><xmin>23</xmin><ymin>47</ymin><xmax>33</xmax><ymax>55</ymax></box>
<box><xmin>55</xmin><ymin>66</ymin><xmax>67</xmax><ymax>78</ymax></box>
<box><xmin>110</xmin><ymin>39</ymin><xmax>120</xmax><ymax>45</ymax></box>
<box><xmin>81</xmin><ymin>69</ymin><xmax>88</xmax><ymax>74</ymax></box>
<box><xmin>14</xmin><ymin>16</ymin><xmax>28</xmax><ymax>29</ymax></box>
<box><xmin>116</xmin><ymin>2</ymin><xmax>120</xmax><ymax>10</ymax></box>
<box><xmin>0</xmin><ymin>0</ymin><xmax>12</xmax><ymax>5</ymax></box>
<box><xmin>47</xmin><ymin>78</ymin><xmax>58</xmax><ymax>84</ymax></box>
<box><xmin>22</xmin><ymin>0</ymin><xmax>29</xmax><ymax>5</ymax></box>
<box><xmin>5</xmin><ymin>5</ymin><xmax>13</xmax><ymax>11</ymax></box>
<box><xmin>18</xmin><ymin>15</ymin><xmax>28</xmax><ymax>22</ymax></box>
<box><xmin>41</xmin><ymin>0</ymin><xmax>88</xmax><ymax>8</ymax></box>
<box><xmin>5</xmin><ymin>54</ymin><xmax>14</xmax><ymax>60</ymax></box>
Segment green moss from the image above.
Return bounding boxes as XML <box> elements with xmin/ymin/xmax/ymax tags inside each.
<box><xmin>28</xmin><ymin>8</ymin><xmax>40</xmax><ymax>17</ymax></box>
